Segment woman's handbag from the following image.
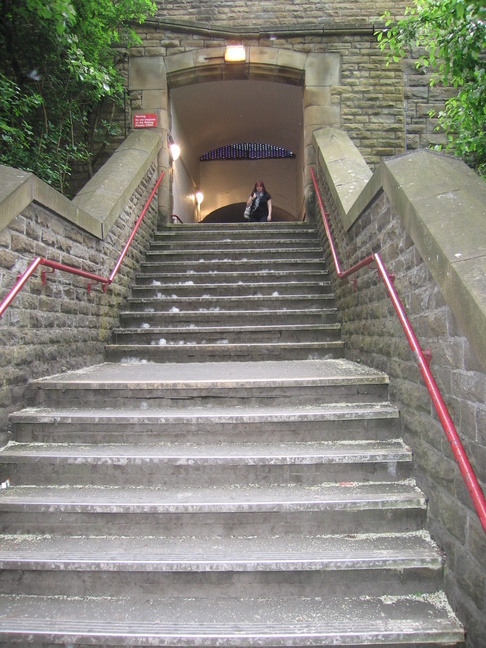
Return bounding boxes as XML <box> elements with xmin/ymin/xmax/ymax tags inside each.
<box><xmin>243</xmin><ymin>204</ymin><xmax>252</xmax><ymax>220</ymax></box>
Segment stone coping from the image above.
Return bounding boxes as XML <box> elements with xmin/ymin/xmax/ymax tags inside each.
<box><xmin>0</xmin><ymin>130</ymin><xmax>162</xmax><ymax>240</ymax></box>
<box><xmin>313</xmin><ymin>127</ymin><xmax>486</xmax><ymax>372</ymax></box>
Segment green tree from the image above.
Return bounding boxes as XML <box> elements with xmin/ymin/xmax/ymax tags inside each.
<box><xmin>0</xmin><ymin>0</ymin><xmax>155</xmax><ymax>195</ymax></box>
<box><xmin>377</xmin><ymin>0</ymin><xmax>486</xmax><ymax>178</ymax></box>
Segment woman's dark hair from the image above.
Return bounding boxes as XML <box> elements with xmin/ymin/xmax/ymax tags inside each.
<box><xmin>253</xmin><ymin>180</ymin><xmax>267</xmax><ymax>193</ymax></box>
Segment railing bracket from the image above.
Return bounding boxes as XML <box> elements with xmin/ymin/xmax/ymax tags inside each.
<box><xmin>424</xmin><ymin>348</ymin><xmax>432</xmax><ymax>366</ymax></box>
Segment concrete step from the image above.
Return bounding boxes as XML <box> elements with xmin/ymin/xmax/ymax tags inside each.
<box><xmin>110</xmin><ymin>323</ymin><xmax>342</xmax><ymax>345</ymax></box>
<box><xmin>150</xmin><ymin>238</ymin><xmax>323</xmax><ymax>251</ymax></box>
<box><xmin>0</xmin><ymin>529</ymin><xmax>442</xmax><ymax>574</ymax></box>
<box><xmin>130</xmin><ymin>280</ymin><xmax>333</xmax><ymax>298</ymax></box>
<box><xmin>0</xmin><ymin>531</ymin><xmax>444</xmax><ymax>598</ymax></box>
<box><xmin>139</xmin><ymin>258</ymin><xmax>327</xmax><ymax>274</ymax></box>
<box><xmin>0</xmin><ymin>439</ymin><xmax>412</xmax><ymax>487</ymax></box>
<box><xmin>144</xmin><ymin>247</ymin><xmax>324</xmax><ymax>262</ymax></box>
<box><xmin>117</xmin><ymin>308</ymin><xmax>339</xmax><ymax>328</ymax></box>
<box><xmin>0</xmin><ymin>590</ymin><xmax>464</xmax><ymax>647</ymax></box>
<box><xmin>122</xmin><ymin>293</ymin><xmax>336</xmax><ymax>312</ymax></box>
<box><xmin>155</xmin><ymin>222</ymin><xmax>318</xmax><ymax>240</ymax></box>
<box><xmin>26</xmin><ymin>359</ymin><xmax>391</xmax><ymax>409</ymax></box>
<box><xmin>135</xmin><ymin>269</ymin><xmax>330</xmax><ymax>285</ymax></box>
<box><xmin>0</xmin><ymin>480</ymin><xmax>428</xmax><ymax>536</ymax></box>
<box><xmin>104</xmin><ymin>340</ymin><xmax>345</xmax><ymax>363</ymax></box>
<box><xmin>9</xmin><ymin>401</ymin><xmax>400</xmax><ymax>444</ymax></box>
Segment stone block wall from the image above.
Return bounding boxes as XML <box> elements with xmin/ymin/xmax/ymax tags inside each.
<box><xmin>131</xmin><ymin>26</ymin><xmax>406</xmax><ymax>173</ymax></box>
<box><xmin>0</xmin><ymin>162</ymin><xmax>159</xmax><ymax>443</ymax></box>
<box><xmin>403</xmin><ymin>49</ymin><xmax>452</xmax><ymax>153</ymax></box>
<box><xmin>68</xmin><ymin>1</ymin><xmax>454</xmax><ymax>195</ymax></box>
<box><xmin>151</xmin><ymin>0</ymin><xmax>409</xmax><ymax>26</ymax></box>
<box><xmin>311</xmin><ymin>151</ymin><xmax>486</xmax><ymax>648</ymax></box>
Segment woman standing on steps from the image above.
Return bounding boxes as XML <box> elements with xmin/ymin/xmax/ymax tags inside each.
<box><xmin>245</xmin><ymin>180</ymin><xmax>272</xmax><ymax>222</ymax></box>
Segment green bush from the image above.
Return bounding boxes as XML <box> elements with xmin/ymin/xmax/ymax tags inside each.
<box><xmin>377</xmin><ymin>0</ymin><xmax>486</xmax><ymax>179</ymax></box>
<box><xmin>0</xmin><ymin>0</ymin><xmax>155</xmax><ymax>195</ymax></box>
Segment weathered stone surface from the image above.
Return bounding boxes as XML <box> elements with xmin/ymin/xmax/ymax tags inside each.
<box><xmin>0</xmin><ymin>153</ymin><xmax>161</xmax><ymax>442</ymax></box>
<box><xmin>313</xmin><ymin>128</ymin><xmax>486</xmax><ymax>648</ymax></box>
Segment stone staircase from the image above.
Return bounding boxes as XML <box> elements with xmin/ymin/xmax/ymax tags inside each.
<box><xmin>105</xmin><ymin>223</ymin><xmax>343</xmax><ymax>362</ymax></box>
<box><xmin>0</xmin><ymin>222</ymin><xmax>464</xmax><ymax>646</ymax></box>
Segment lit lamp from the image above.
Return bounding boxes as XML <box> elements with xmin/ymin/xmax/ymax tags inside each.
<box><xmin>169</xmin><ymin>142</ymin><xmax>181</xmax><ymax>161</ymax></box>
<box><xmin>195</xmin><ymin>191</ymin><xmax>204</xmax><ymax>205</ymax></box>
<box><xmin>168</xmin><ymin>134</ymin><xmax>181</xmax><ymax>161</ymax></box>
<box><xmin>224</xmin><ymin>45</ymin><xmax>246</xmax><ymax>62</ymax></box>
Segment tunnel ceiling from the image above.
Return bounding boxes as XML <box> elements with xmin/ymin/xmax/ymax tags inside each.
<box><xmin>170</xmin><ymin>79</ymin><xmax>304</xmax><ymax>159</ymax></box>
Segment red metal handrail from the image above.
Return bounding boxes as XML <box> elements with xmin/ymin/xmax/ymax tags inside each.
<box><xmin>311</xmin><ymin>167</ymin><xmax>486</xmax><ymax>535</ymax></box>
<box><xmin>0</xmin><ymin>171</ymin><xmax>164</xmax><ymax>319</ymax></box>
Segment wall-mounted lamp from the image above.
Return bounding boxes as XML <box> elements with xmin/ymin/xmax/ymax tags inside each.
<box><xmin>168</xmin><ymin>134</ymin><xmax>181</xmax><ymax>161</ymax></box>
<box><xmin>169</xmin><ymin>142</ymin><xmax>181</xmax><ymax>161</ymax></box>
<box><xmin>224</xmin><ymin>45</ymin><xmax>246</xmax><ymax>62</ymax></box>
<box><xmin>195</xmin><ymin>191</ymin><xmax>204</xmax><ymax>205</ymax></box>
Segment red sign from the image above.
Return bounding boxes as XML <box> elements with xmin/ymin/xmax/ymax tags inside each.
<box><xmin>133</xmin><ymin>113</ymin><xmax>157</xmax><ymax>128</ymax></box>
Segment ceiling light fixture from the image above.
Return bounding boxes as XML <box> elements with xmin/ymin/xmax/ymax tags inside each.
<box><xmin>224</xmin><ymin>45</ymin><xmax>246</xmax><ymax>62</ymax></box>
<box><xmin>195</xmin><ymin>191</ymin><xmax>204</xmax><ymax>205</ymax></box>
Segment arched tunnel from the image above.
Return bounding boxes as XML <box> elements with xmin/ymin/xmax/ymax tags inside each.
<box><xmin>168</xmin><ymin>77</ymin><xmax>305</xmax><ymax>223</ymax></box>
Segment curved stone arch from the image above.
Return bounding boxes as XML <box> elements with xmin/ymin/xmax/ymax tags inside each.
<box><xmin>129</xmin><ymin>46</ymin><xmax>340</xmax><ymax>218</ymax></box>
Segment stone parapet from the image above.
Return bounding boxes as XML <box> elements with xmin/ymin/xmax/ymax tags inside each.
<box><xmin>0</xmin><ymin>132</ymin><xmax>163</xmax><ymax>442</ymax></box>
<box><xmin>312</xmin><ymin>127</ymin><xmax>486</xmax><ymax>648</ymax></box>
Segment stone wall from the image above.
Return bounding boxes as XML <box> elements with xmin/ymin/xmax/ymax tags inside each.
<box><xmin>403</xmin><ymin>48</ymin><xmax>452</xmax><ymax>153</ymax></box>
<box><xmin>131</xmin><ymin>24</ymin><xmax>407</xmax><ymax>172</ymax></box>
<box><xmin>0</xmin><ymin>157</ymin><xmax>160</xmax><ymax>444</ymax></box>
<box><xmin>151</xmin><ymin>0</ymin><xmax>409</xmax><ymax>26</ymax></box>
<box><xmin>69</xmin><ymin>1</ymin><xmax>451</xmax><ymax>197</ymax></box>
<box><xmin>311</xmin><ymin>130</ymin><xmax>486</xmax><ymax>648</ymax></box>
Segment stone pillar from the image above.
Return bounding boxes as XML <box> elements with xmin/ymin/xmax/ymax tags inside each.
<box><xmin>128</xmin><ymin>54</ymin><xmax>171</xmax><ymax>222</ymax></box>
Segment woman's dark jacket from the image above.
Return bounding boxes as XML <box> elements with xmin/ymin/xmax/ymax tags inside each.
<box><xmin>250</xmin><ymin>191</ymin><xmax>271</xmax><ymax>221</ymax></box>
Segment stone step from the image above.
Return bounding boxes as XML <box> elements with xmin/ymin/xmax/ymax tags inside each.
<box><xmin>0</xmin><ymin>529</ymin><xmax>442</xmax><ymax>574</ymax></box>
<box><xmin>9</xmin><ymin>401</ymin><xmax>399</xmax><ymax>444</ymax></box>
<box><xmin>104</xmin><ymin>340</ymin><xmax>345</xmax><ymax>363</ymax></box>
<box><xmin>155</xmin><ymin>223</ymin><xmax>318</xmax><ymax>239</ymax></box>
<box><xmin>111</xmin><ymin>323</ymin><xmax>342</xmax><ymax>345</ymax></box>
<box><xmin>150</xmin><ymin>238</ymin><xmax>322</xmax><ymax>251</ymax></box>
<box><xmin>118</xmin><ymin>308</ymin><xmax>339</xmax><ymax>328</ymax></box>
<box><xmin>144</xmin><ymin>247</ymin><xmax>324</xmax><ymax>262</ymax></box>
<box><xmin>135</xmin><ymin>270</ymin><xmax>330</xmax><ymax>286</ymax></box>
<box><xmin>0</xmin><ymin>481</ymin><xmax>428</xmax><ymax>536</ymax></box>
<box><xmin>27</xmin><ymin>360</ymin><xmax>391</xmax><ymax>409</ymax></box>
<box><xmin>122</xmin><ymin>293</ymin><xmax>336</xmax><ymax>312</ymax></box>
<box><xmin>130</xmin><ymin>280</ymin><xmax>333</xmax><ymax>298</ymax></box>
<box><xmin>139</xmin><ymin>258</ymin><xmax>327</xmax><ymax>273</ymax></box>
<box><xmin>0</xmin><ymin>532</ymin><xmax>444</xmax><ymax>598</ymax></box>
<box><xmin>0</xmin><ymin>591</ymin><xmax>464</xmax><ymax>647</ymax></box>
<box><xmin>0</xmin><ymin>439</ymin><xmax>412</xmax><ymax>487</ymax></box>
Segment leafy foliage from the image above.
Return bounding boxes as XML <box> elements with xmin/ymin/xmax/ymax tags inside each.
<box><xmin>0</xmin><ymin>0</ymin><xmax>155</xmax><ymax>195</ymax></box>
<box><xmin>377</xmin><ymin>0</ymin><xmax>486</xmax><ymax>178</ymax></box>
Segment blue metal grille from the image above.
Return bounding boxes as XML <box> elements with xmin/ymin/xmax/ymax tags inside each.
<box><xmin>200</xmin><ymin>143</ymin><xmax>296</xmax><ymax>161</ymax></box>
